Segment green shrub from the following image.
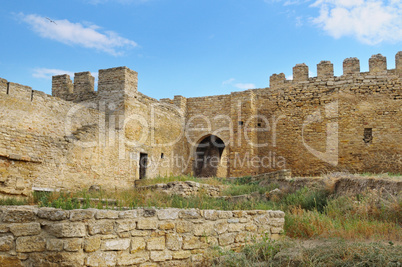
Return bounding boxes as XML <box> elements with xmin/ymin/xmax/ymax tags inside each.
<box><xmin>281</xmin><ymin>187</ymin><xmax>330</xmax><ymax>212</ymax></box>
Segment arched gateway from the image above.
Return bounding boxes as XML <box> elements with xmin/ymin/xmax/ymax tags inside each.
<box><xmin>193</xmin><ymin>135</ymin><xmax>226</xmax><ymax>177</ymax></box>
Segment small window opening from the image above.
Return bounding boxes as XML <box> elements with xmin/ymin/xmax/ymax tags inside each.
<box><xmin>161</xmin><ymin>153</ymin><xmax>164</xmax><ymax>159</ymax></box>
<box><xmin>363</xmin><ymin>128</ymin><xmax>373</xmax><ymax>144</ymax></box>
<box><xmin>238</xmin><ymin>121</ymin><xmax>244</xmax><ymax>126</ymax></box>
<box><xmin>257</xmin><ymin>122</ymin><xmax>262</xmax><ymax>127</ymax></box>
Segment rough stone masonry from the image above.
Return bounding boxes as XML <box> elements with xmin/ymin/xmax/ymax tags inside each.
<box><xmin>0</xmin><ymin>206</ymin><xmax>284</xmax><ymax>266</ymax></box>
<box><xmin>0</xmin><ymin>52</ymin><xmax>401</xmax><ymax>196</ymax></box>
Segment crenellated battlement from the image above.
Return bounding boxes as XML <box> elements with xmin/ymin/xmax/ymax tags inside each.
<box><xmin>270</xmin><ymin>51</ymin><xmax>402</xmax><ymax>88</ymax></box>
<box><xmin>317</xmin><ymin>60</ymin><xmax>334</xmax><ymax>79</ymax></box>
<box><xmin>73</xmin><ymin>71</ymin><xmax>95</xmax><ymax>95</ymax></box>
<box><xmin>0</xmin><ymin>78</ymin><xmax>33</xmax><ymax>101</ymax></box>
<box><xmin>51</xmin><ymin>66</ymin><xmax>138</xmax><ymax>104</ymax></box>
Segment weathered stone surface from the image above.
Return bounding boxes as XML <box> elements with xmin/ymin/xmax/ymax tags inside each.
<box><xmin>217</xmin><ymin>211</ymin><xmax>232</xmax><ymax>219</ymax></box>
<box><xmin>47</xmin><ymin>222</ymin><xmax>86</xmax><ymax>237</ymax></box>
<box><xmin>29</xmin><ymin>251</ymin><xmax>85</xmax><ymax>266</ymax></box>
<box><xmin>165</xmin><ymin>233</ymin><xmax>182</xmax><ymax>251</ymax></box>
<box><xmin>86</xmin><ymin>251</ymin><xmax>117</xmax><ymax>266</ymax></box>
<box><xmin>64</xmin><ymin>238</ymin><xmax>83</xmax><ymax>252</ymax></box>
<box><xmin>268</xmin><ymin>218</ymin><xmax>285</xmax><ymax>227</ymax></box>
<box><xmin>214</xmin><ymin>220</ymin><xmax>228</xmax><ymax>234</ymax></box>
<box><xmin>245</xmin><ymin>223</ymin><xmax>257</xmax><ymax>232</ymax></box>
<box><xmin>70</xmin><ymin>209</ymin><xmax>96</xmax><ymax>221</ymax></box>
<box><xmin>88</xmin><ymin>220</ymin><xmax>114</xmax><ymax>235</ymax></box>
<box><xmin>0</xmin><ymin>225</ymin><xmax>10</xmax><ymax>233</ymax></box>
<box><xmin>172</xmin><ymin>250</ymin><xmax>191</xmax><ymax>260</ymax></box>
<box><xmin>228</xmin><ymin>223</ymin><xmax>244</xmax><ymax>232</ymax></box>
<box><xmin>2</xmin><ymin>207</ymin><xmax>36</xmax><ymax>223</ymax></box>
<box><xmin>0</xmin><ymin>255</ymin><xmax>23</xmax><ymax>267</ymax></box>
<box><xmin>194</xmin><ymin>222</ymin><xmax>215</xmax><ymax>236</ymax></box>
<box><xmin>179</xmin><ymin>209</ymin><xmax>200</xmax><ymax>219</ymax></box>
<box><xmin>37</xmin><ymin>208</ymin><xmax>69</xmax><ymax>221</ymax></box>
<box><xmin>150</xmin><ymin>250</ymin><xmax>172</xmax><ymax>262</ymax></box>
<box><xmin>0</xmin><ymin>235</ymin><xmax>14</xmax><ymax>251</ymax></box>
<box><xmin>118</xmin><ymin>251</ymin><xmax>149</xmax><ymax>266</ymax></box>
<box><xmin>137</xmin><ymin>218</ymin><xmax>158</xmax><ymax>230</ymax></box>
<box><xmin>130</xmin><ymin>237</ymin><xmax>146</xmax><ymax>253</ymax></box>
<box><xmin>176</xmin><ymin>221</ymin><xmax>193</xmax><ymax>233</ymax></box>
<box><xmin>159</xmin><ymin>221</ymin><xmax>175</xmax><ymax>230</ymax></box>
<box><xmin>115</xmin><ymin>220</ymin><xmax>137</xmax><ymax>233</ymax></box>
<box><xmin>147</xmin><ymin>236</ymin><xmax>165</xmax><ymax>250</ymax></box>
<box><xmin>203</xmin><ymin>210</ymin><xmax>219</xmax><ymax>221</ymax></box>
<box><xmin>10</xmin><ymin>222</ymin><xmax>41</xmax><ymax>236</ymax></box>
<box><xmin>46</xmin><ymin>239</ymin><xmax>64</xmax><ymax>251</ymax></box>
<box><xmin>84</xmin><ymin>236</ymin><xmax>101</xmax><ymax>252</ymax></box>
<box><xmin>101</xmin><ymin>238</ymin><xmax>130</xmax><ymax>251</ymax></box>
<box><xmin>219</xmin><ymin>233</ymin><xmax>236</xmax><ymax>246</ymax></box>
<box><xmin>95</xmin><ymin>210</ymin><xmax>119</xmax><ymax>219</ymax></box>
<box><xmin>182</xmin><ymin>236</ymin><xmax>200</xmax><ymax>250</ymax></box>
<box><xmin>157</xmin><ymin>208</ymin><xmax>180</xmax><ymax>220</ymax></box>
<box><xmin>131</xmin><ymin>230</ymin><xmax>150</xmax><ymax>237</ymax></box>
<box><xmin>118</xmin><ymin>210</ymin><xmax>139</xmax><ymax>219</ymax></box>
<box><xmin>16</xmin><ymin>236</ymin><xmax>46</xmax><ymax>252</ymax></box>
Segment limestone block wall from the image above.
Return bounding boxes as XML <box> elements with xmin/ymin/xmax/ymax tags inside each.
<box><xmin>0</xmin><ymin>206</ymin><xmax>284</xmax><ymax>266</ymax></box>
<box><xmin>0</xmin><ymin>66</ymin><xmax>188</xmax><ymax>196</ymax></box>
<box><xmin>124</xmin><ymin>92</ymin><xmax>187</xmax><ymax>178</ymax></box>
<box><xmin>259</xmin><ymin>53</ymin><xmax>401</xmax><ymax>175</ymax></box>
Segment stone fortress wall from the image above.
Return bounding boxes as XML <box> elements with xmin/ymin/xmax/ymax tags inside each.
<box><xmin>178</xmin><ymin>52</ymin><xmax>401</xmax><ymax>176</ymax></box>
<box><xmin>0</xmin><ymin>206</ymin><xmax>284</xmax><ymax>266</ymax></box>
<box><xmin>0</xmin><ymin>67</ymin><xmax>187</xmax><ymax>196</ymax></box>
<box><xmin>0</xmin><ymin>52</ymin><xmax>401</xmax><ymax>196</ymax></box>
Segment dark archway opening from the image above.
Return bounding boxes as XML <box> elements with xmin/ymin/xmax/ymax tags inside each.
<box><xmin>193</xmin><ymin>135</ymin><xmax>225</xmax><ymax>177</ymax></box>
<box><xmin>139</xmin><ymin>153</ymin><xmax>148</xmax><ymax>179</ymax></box>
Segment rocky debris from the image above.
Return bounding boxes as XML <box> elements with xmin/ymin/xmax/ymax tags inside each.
<box><xmin>266</xmin><ymin>188</ymin><xmax>283</xmax><ymax>200</ymax></box>
<box><xmin>88</xmin><ymin>185</ymin><xmax>101</xmax><ymax>192</ymax></box>
<box><xmin>136</xmin><ymin>181</ymin><xmax>222</xmax><ymax>197</ymax></box>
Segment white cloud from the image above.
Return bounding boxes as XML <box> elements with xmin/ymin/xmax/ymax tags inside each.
<box><xmin>311</xmin><ymin>0</ymin><xmax>402</xmax><ymax>44</ymax></box>
<box><xmin>33</xmin><ymin>68</ymin><xmax>74</xmax><ymax>79</ymax></box>
<box><xmin>20</xmin><ymin>13</ymin><xmax>138</xmax><ymax>56</ymax></box>
<box><xmin>222</xmin><ymin>78</ymin><xmax>255</xmax><ymax>89</ymax></box>
<box><xmin>33</xmin><ymin>68</ymin><xmax>99</xmax><ymax>83</ymax></box>
<box><xmin>234</xmin><ymin>83</ymin><xmax>256</xmax><ymax>90</ymax></box>
<box><xmin>222</xmin><ymin>78</ymin><xmax>235</xmax><ymax>85</ymax></box>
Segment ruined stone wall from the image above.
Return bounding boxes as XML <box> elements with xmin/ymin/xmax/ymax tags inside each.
<box><xmin>0</xmin><ymin>66</ymin><xmax>188</xmax><ymax>197</ymax></box>
<box><xmin>0</xmin><ymin>206</ymin><xmax>284</xmax><ymax>266</ymax></box>
<box><xmin>0</xmin><ymin>86</ymin><xmax>110</xmax><ymax>196</ymax></box>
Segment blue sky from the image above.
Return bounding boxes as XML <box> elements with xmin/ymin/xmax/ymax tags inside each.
<box><xmin>0</xmin><ymin>0</ymin><xmax>401</xmax><ymax>99</ymax></box>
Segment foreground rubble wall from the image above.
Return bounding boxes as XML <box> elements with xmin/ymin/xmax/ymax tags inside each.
<box><xmin>0</xmin><ymin>206</ymin><xmax>284</xmax><ymax>266</ymax></box>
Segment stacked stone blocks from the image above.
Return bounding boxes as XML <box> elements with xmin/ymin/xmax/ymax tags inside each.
<box><xmin>0</xmin><ymin>206</ymin><xmax>284</xmax><ymax>266</ymax></box>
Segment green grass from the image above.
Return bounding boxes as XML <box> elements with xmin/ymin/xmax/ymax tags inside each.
<box><xmin>13</xmin><ymin>175</ymin><xmax>399</xmax><ymax>242</ymax></box>
<box><xmin>0</xmin><ymin>197</ymin><xmax>29</xmax><ymax>206</ymax></box>
<box><xmin>208</xmin><ymin>239</ymin><xmax>402</xmax><ymax>266</ymax></box>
